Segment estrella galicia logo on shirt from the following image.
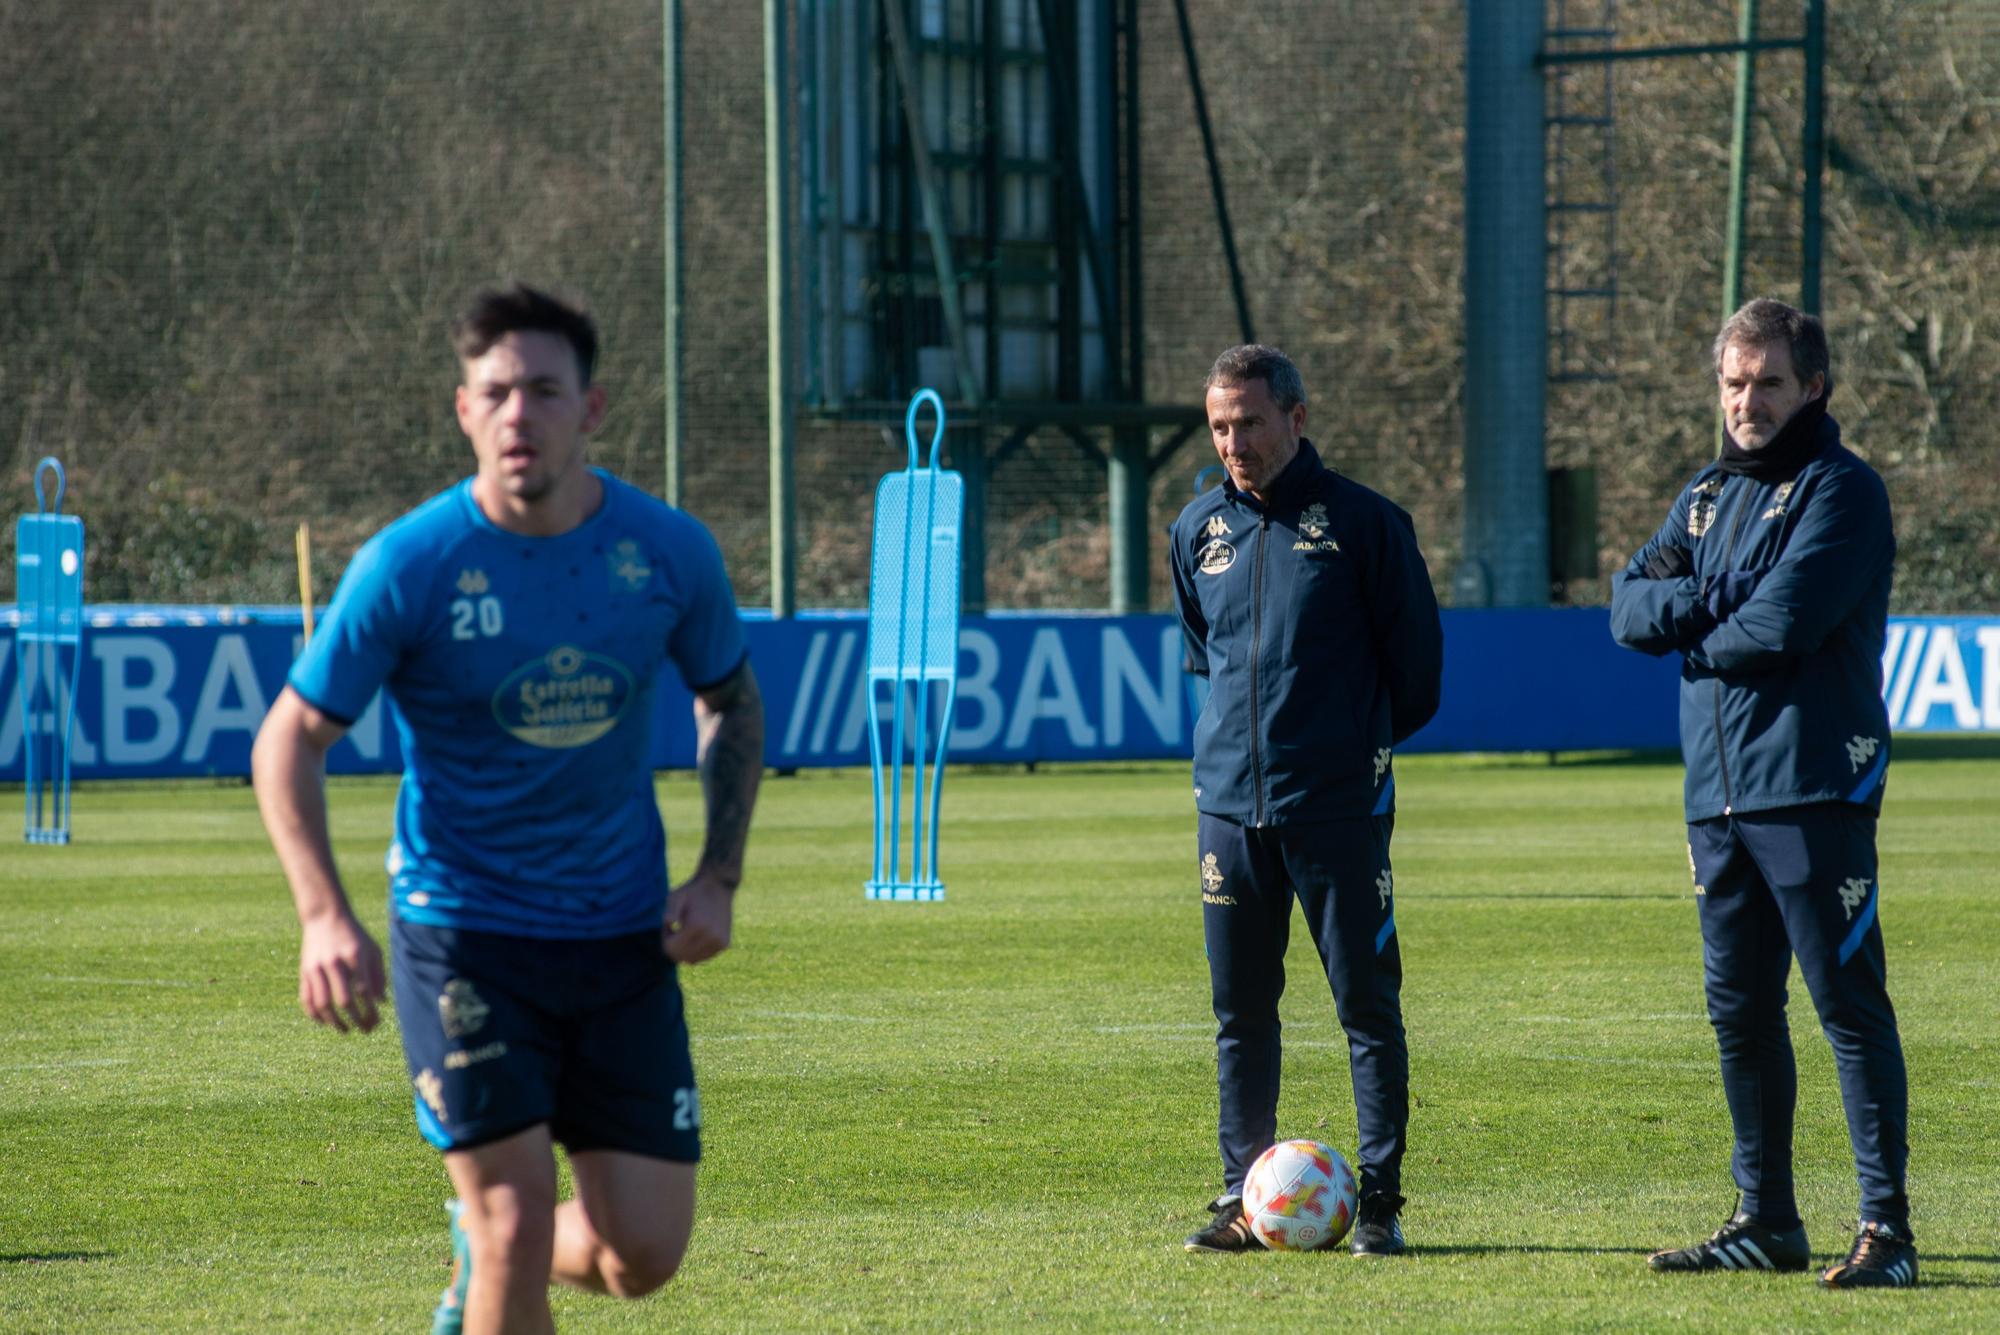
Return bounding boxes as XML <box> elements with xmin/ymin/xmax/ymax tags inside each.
<box><xmin>1198</xmin><ymin>538</ymin><xmax>1236</xmax><ymax>574</ymax></box>
<box><xmin>492</xmin><ymin>644</ymin><xmax>635</xmax><ymax>748</ymax></box>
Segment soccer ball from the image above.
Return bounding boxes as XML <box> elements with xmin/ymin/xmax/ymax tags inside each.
<box><xmin>1241</xmin><ymin>1139</ymin><xmax>1359</xmax><ymax>1251</ymax></box>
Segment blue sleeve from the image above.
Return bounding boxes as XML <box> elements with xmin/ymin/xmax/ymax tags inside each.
<box><xmin>1697</xmin><ymin>466</ymin><xmax>1893</xmax><ymax>674</ymax></box>
<box><xmin>666</xmin><ymin>518</ymin><xmax>748</xmax><ymax>691</ymax></box>
<box><xmin>1170</xmin><ymin>518</ymin><xmax>1209</xmax><ymax>677</ymax></box>
<box><xmin>287</xmin><ymin>534</ymin><xmax>411</xmax><ymax>724</ymax></box>
<box><xmin>1367</xmin><ymin>501</ymin><xmax>1444</xmax><ymax>744</ymax></box>
<box><xmin>1610</xmin><ymin>493</ymin><xmax>1713</xmax><ymax>657</ymax></box>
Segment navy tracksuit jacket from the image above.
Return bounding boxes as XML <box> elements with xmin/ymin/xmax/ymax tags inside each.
<box><xmin>1611</xmin><ymin>399</ymin><xmax>1910</xmax><ymax>1233</ymax></box>
<box><xmin>1170</xmin><ymin>439</ymin><xmax>1443</xmax><ymax>1199</ymax></box>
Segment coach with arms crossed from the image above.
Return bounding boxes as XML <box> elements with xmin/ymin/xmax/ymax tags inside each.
<box><xmin>1611</xmin><ymin>298</ymin><xmax>1916</xmax><ymax>1289</ymax></box>
<box><xmin>1171</xmin><ymin>345</ymin><xmax>1442</xmax><ymax>1255</ymax></box>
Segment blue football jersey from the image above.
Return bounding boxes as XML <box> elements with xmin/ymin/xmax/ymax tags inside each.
<box><xmin>289</xmin><ymin>471</ymin><xmax>746</xmax><ymax>938</ymax></box>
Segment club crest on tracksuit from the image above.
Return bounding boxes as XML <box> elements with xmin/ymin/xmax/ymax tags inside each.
<box><xmin>1293</xmin><ymin>502</ymin><xmax>1341</xmax><ymax>554</ymax></box>
<box><xmin>1200</xmin><ymin>852</ymin><xmax>1235</xmax><ymax>905</ymax></box>
<box><xmin>1687</xmin><ymin>479</ymin><xmax>1722</xmax><ymax>538</ymax></box>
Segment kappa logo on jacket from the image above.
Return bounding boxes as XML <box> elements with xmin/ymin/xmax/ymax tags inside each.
<box><xmin>1845</xmin><ymin>734</ymin><xmax>1880</xmax><ymax>773</ymax></box>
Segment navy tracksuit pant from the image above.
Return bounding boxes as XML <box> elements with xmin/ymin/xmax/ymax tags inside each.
<box><xmin>1200</xmin><ymin>812</ymin><xmax>1406</xmax><ymax>1200</ymax></box>
<box><xmin>1688</xmin><ymin>804</ymin><xmax>1910</xmax><ymax>1233</ymax></box>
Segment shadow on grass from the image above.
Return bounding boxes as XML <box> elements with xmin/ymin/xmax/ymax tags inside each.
<box><xmin>1447</xmin><ymin>736</ymin><xmax>2000</xmax><ymax>769</ymax></box>
<box><xmin>1</xmin><ymin>1251</ymin><xmax>113</xmax><ymax>1264</ymax></box>
<box><xmin>1408</xmin><ymin>1244</ymin><xmax>2000</xmax><ymax>1285</ymax></box>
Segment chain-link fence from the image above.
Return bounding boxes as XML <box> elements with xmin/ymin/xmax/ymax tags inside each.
<box><xmin>5</xmin><ymin>1</ymin><xmax>1996</xmax><ymax>612</ymax></box>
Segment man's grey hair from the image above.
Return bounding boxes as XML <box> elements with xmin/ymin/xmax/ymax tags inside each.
<box><xmin>1713</xmin><ymin>297</ymin><xmax>1831</xmax><ymax>392</ymax></box>
<box><xmin>1205</xmin><ymin>344</ymin><xmax>1308</xmax><ymax>412</ymax></box>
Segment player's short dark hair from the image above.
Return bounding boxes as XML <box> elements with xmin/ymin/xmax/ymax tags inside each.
<box><xmin>1204</xmin><ymin>344</ymin><xmax>1308</xmax><ymax>412</ymax></box>
<box><xmin>1713</xmin><ymin>297</ymin><xmax>1830</xmax><ymax>392</ymax></box>
<box><xmin>450</xmin><ymin>284</ymin><xmax>599</xmax><ymax>386</ymax></box>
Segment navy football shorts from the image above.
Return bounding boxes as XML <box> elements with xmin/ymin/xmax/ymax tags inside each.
<box><xmin>390</xmin><ymin>915</ymin><xmax>701</xmax><ymax>1162</ymax></box>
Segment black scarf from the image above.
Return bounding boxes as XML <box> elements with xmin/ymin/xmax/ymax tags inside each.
<box><xmin>1718</xmin><ymin>393</ymin><xmax>1831</xmax><ymax>481</ymax></box>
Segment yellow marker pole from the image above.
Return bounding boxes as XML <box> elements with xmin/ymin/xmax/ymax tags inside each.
<box><xmin>295</xmin><ymin>522</ymin><xmax>316</xmax><ymax>642</ymax></box>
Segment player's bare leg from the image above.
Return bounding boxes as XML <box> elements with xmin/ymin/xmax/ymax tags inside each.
<box><xmin>443</xmin><ymin>1127</ymin><xmax>561</xmax><ymax>1335</ymax></box>
<box><xmin>553</xmin><ymin>1151</ymin><xmax>696</xmax><ymax>1298</ymax></box>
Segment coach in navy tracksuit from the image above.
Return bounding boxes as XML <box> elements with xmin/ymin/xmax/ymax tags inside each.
<box><xmin>1612</xmin><ymin>299</ymin><xmax>1917</xmax><ymax>1290</ymax></box>
<box><xmin>1171</xmin><ymin>345</ymin><xmax>1442</xmax><ymax>1256</ymax></box>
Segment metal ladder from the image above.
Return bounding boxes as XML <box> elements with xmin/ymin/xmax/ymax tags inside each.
<box><xmin>1546</xmin><ymin>0</ymin><xmax>1620</xmax><ymax>384</ymax></box>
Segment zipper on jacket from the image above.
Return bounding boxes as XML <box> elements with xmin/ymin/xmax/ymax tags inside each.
<box><xmin>1711</xmin><ymin>481</ymin><xmax>1755</xmax><ymax>814</ymax></box>
<box><xmin>1250</xmin><ymin>515</ymin><xmax>1269</xmax><ymax>826</ymax></box>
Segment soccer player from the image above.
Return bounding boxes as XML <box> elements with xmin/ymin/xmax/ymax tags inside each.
<box><xmin>252</xmin><ymin>284</ymin><xmax>764</xmax><ymax>1333</ymax></box>
<box><xmin>1169</xmin><ymin>345</ymin><xmax>1443</xmax><ymax>1256</ymax></box>
<box><xmin>1611</xmin><ymin>298</ymin><xmax>1916</xmax><ymax>1289</ymax></box>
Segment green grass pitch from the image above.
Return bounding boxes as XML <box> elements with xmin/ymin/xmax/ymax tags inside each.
<box><xmin>3</xmin><ymin>750</ymin><xmax>1997</xmax><ymax>1331</ymax></box>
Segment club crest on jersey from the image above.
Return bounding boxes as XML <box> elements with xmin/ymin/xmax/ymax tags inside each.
<box><xmin>609</xmin><ymin>539</ymin><xmax>652</xmax><ymax>591</ymax></box>
<box><xmin>492</xmin><ymin>644</ymin><xmax>635</xmax><ymax>748</ymax></box>
<box><xmin>1761</xmin><ymin>480</ymin><xmax>1796</xmax><ymax>520</ymax></box>
<box><xmin>438</xmin><ymin>979</ymin><xmax>490</xmax><ymax>1039</ymax></box>
<box><xmin>456</xmin><ymin>568</ymin><xmax>490</xmax><ymax>596</ymax></box>
<box><xmin>1198</xmin><ymin>538</ymin><xmax>1236</xmax><ymax>575</ymax></box>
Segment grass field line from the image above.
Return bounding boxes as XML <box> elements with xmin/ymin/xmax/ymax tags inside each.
<box><xmin>739</xmin><ymin>1009</ymin><xmax>895</xmax><ymax>1024</ymax></box>
<box><xmin>1512</xmin><ymin>1012</ymin><xmax>1708</xmax><ymax>1024</ymax></box>
<box><xmin>1523</xmin><ymin>1052</ymin><xmax>1714</xmax><ymax>1072</ymax></box>
<box><xmin>0</xmin><ymin>1057</ymin><xmax>135</xmax><ymax>1071</ymax></box>
<box><xmin>37</xmin><ymin>974</ymin><xmax>205</xmax><ymax>987</ymax></box>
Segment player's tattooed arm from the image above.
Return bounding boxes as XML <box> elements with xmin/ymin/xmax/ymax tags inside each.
<box><xmin>692</xmin><ymin>661</ymin><xmax>765</xmax><ymax>890</ymax></box>
<box><xmin>668</xmin><ymin>663</ymin><xmax>763</xmax><ymax>963</ymax></box>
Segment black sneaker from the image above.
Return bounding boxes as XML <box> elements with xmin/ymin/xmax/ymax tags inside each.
<box><xmin>1348</xmin><ymin>1192</ymin><xmax>1407</xmax><ymax>1257</ymax></box>
<box><xmin>1818</xmin><ymin>1221</ymin><xmax>1919</xmax><ymax>1289</ymax></box>
<box><xmin>1184</xmin><ymin>1196</ymin><xmax>1259</xmax><ymax>1252</ymax></box>
<box><xmin>1648</xmin><ymin>1209</ymin><xmax>1810</xmax><ymax>1273</ymax></box>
